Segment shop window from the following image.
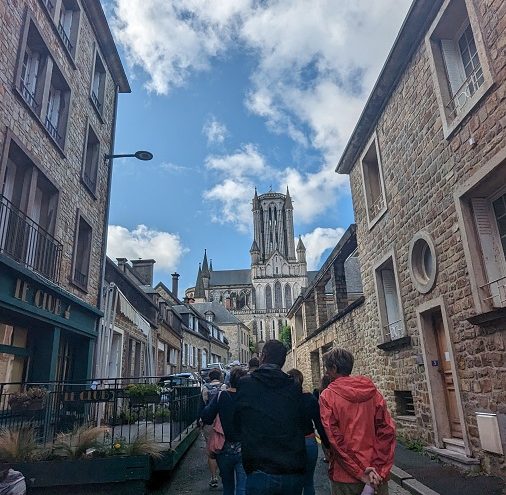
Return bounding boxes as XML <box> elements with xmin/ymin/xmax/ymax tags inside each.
<box><xmin>72</xmin><ymin>212</ymin><xmax>92</xmax><ymax>291</ymax></box>
<box><xmin>91</xmin><ymin>50</ymin><xmax>106</xmax><ymax>114</ymax></box>
<box><xmin>360</xmin><ymin>134</ymin><xmax>387</xmax><ymax>228</ymax></box>
<box><xmin>57</xmin><ymin>0</ymin><xmax>80</xmax><ymax>57</ymax></box>
<box><xmin>426</xmin><ymin>0</ymin><xmax>493</xmax><ymax>137</ymax></box>
<box><xmin>0</xmin><ymin>323</ymin><xmax>28</xmax><ymax>384</ymax></box>
<box><xmin>395</xmin><ymin>390</ymin><xmax>415</xmax><ymax>416</ymax></box>
<box><xmin>82</xmin><ymin>124</ymin><xmax>100</xmax><ymax>194</ymax></box>
<box><xmin>374</xmin><ymin>254</ymin><xmax>405</xmax><ymax>342</ymax></box>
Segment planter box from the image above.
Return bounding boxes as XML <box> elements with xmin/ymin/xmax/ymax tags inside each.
<box><xmin>9</xmin><ymin>399</ymin><xmax>45</xmax><ymax>413</ymax></box>
<box><xmin>11</xmin><ymin>455</ymin><xmax>151</xmax><ymax>488</ymax></box>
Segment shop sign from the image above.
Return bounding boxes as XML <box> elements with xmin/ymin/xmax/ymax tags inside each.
<box><xmin>14</xmin><ymin>279</ymin><xmax>71</xmax><ymax>319</ymax></box>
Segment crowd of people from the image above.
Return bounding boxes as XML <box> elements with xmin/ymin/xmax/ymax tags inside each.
<box><xmin>199</xmin><ymin>340</ymin><xmax>396</xmax><ymax>495</ymax></box>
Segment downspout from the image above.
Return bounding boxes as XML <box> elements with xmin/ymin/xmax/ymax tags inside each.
<box><xmin>93</xmin><ymin>84</ymin><xmax>119</xmax><ymax>377</ymax></box>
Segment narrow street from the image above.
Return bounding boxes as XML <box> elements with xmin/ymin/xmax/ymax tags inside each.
<box><xmin>150</xmin><ymin>434</ymin><xmax>410</xmax><ymax>495</ymax></box>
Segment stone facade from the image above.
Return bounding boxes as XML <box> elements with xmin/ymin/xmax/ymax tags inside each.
<box><xmin>335</xmin><ymin>0</ymin><xmax>506</xmax><ymax>476</ymax></box>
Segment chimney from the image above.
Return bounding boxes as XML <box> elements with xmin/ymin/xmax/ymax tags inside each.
<box><xmin>130</xmin><ymin>259</ymin><xmax>156</xmax><ymax>286</ymax></box>
<box><xmin>116</xmin><ymin>258</ymin><xmax>128</xmax><ymax>271</ymax></box>
<box><xmin>171</xmin><ymin>272</ymin><xmax>180</xmax><ymax>298</ymax></box>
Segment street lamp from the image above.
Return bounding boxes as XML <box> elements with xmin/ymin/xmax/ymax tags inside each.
<box><xmin>104</xmin><ymin>150</ymin><xmax>153</xmax><ymax>161</ymax></box>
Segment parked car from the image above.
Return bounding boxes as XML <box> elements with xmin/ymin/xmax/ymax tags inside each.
<box><xmin>206</xmin><ymin>362</ymin><xmax>226</xmax><ymax>372</ymax></box>
<box><xmin>158</xmin><ymin>373</ymin><xmax>201</xmax><ymax>404</ymax></box>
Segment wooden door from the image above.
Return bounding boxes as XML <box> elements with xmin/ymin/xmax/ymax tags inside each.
<box><xmin>434</xmin><ymin>316</ymin><xmax>462</xmax><ymax>438</ymax></box>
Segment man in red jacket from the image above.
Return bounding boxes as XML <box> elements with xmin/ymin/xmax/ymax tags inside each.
<box><xmin>319</xmin><ymin>348</ymin><xmax>396</xmax><ymax>495</ymax></box>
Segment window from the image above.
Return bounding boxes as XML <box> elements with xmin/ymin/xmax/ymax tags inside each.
<box><xmin>265</xmin><ymin>285</ymin><xmax>272</xmax><ymax>310</ymax></box>
<box><xmin>19</xmin><ymin>22</ymin><xmax>49</xmax><ymax>115</ymax></box>
<box><xmin>395</xmin><ymin>391</ymin><xmax>415</xmax><ymax>417</ymax></box>
<box><xmin>205</xmin><ymin>312</ymin><xmax>214</xmax><ymax>322</ymax></box>
<box><xmin>72</xmin><ymin>212</ymin><xmax>92</xmax><ymax>290</ymax></box>
<box><xmin>374</xmin><ymin>255</ymin><xmax>405</xmax><ymax>342</ymax></box>
<box><xmin>57</xmin><ymin>0</ymin><xmax>80</xmax><ymax>57</ymax></box>
<box><xmin>409</xmin><ymin>232</ymin><xmax>437</xmax><ymax>294</ymax></box>
<box><xmin>91</xmin><ymin>50</ymin><xmax>106</xmax><ymax>114</ymax></box>
<box><xmin>274</xmin><ymin>281</ymin><xmax>282</xmax><ymax>308</ymax></box>
<box><xmin>183</xmin><ymin>343</ymin><xmax>188</xmax><ymax>365</ymax></box>
<box><xmin>284</xmin><ymin>284</ymin><xmax>292</xmax><ymax>309</ymax></box>
<box><xmin>360</xmin><ymin>134</ymin><xmax>386</xmax><ymax>228</ymax></box>
<box><xmin>41</xmin><ymin>0</ymin><xmax>56</xmax><ymax>16</ymax></box>
<box><xmin>426</xmin><ymin>0</ymin><xmax>493</xmax><ymax>136</ymax></box>
<box><xmin>44</xmin><ymin>65</ymin><xmax>70</xmax><ymax>149</ymax></box>
<box><xmin>82</xmin><ymin>124</ymin><xmax>100</xmax><ymax>194</ymax></box>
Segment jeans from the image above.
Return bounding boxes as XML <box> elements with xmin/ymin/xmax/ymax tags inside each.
<box><xmin>303</xmin><ymin>436</ymin><xmax>318</xmax><ymax>495</ymax></box>
<box><xmin>246</xmin><ymin>470</ymin><xmax>304</xmax><ymax>495</ymax></box>
<box><xmin>216</xmin><ymin>451</ymin><xmax>246</xmax><ymax>495</ymax></box>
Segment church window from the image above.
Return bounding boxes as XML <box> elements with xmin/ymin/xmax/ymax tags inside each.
<box><xmin>284</xmin><ymin>284</ymin><xmax>292</xmax><ymax>309</ymax></box>
<box><xmin>274</xmin><ymin>281</ymin><xmax>282</xmax><ymax>308</ymax></box>
<box><xmin>265</xmin><ymin>285</ymin><xmax>272</xmax><ymax>310</ymax></box>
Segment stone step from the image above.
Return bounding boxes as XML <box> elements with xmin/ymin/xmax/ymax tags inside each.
<box><xmin>426</xmin><ymin>446</ymin><xmax>481</xmax><ymax>473</ymax></box>
<box><xmin>442</xmin><ymin>437</ymin><xmax>466</xmax><ymax>454</ymax></box>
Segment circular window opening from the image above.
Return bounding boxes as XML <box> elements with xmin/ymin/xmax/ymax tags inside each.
<box><xmin>409</xmin><ymin>233</ymin><xmax>437</xmax><ymax>294</ymax></box>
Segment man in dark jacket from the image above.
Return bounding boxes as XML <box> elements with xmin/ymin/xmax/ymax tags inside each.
<box><xmin>234</xmin><ymin>339</ymin><xmax>306</xmax><ymax>495</ymax></box>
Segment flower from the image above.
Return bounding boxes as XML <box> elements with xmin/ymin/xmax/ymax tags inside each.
<box><xmin>114</xmin><ymin>443</ymin><xmax>121</xmax><ymax>449</ymax></box>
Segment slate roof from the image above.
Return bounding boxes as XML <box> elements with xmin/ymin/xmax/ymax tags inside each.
<box><xmin>191</xmin><ymin>302</ymin><xmax>242</xmax><ymax>325</ymax></box>
<box><xmin>209</xmin><ymin>269</ymin><xmax>252</xmax><ymax>286</ymax></box>
<box><xmin>307</xmin><ymin>271</ymin><xmax>318</xmax><ymax>284</ymax></box>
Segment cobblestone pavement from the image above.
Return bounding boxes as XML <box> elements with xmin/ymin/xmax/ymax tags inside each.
<box><xmin>151</xmin><ymin>433</ymin><xmax>409</xmax><ymax>495</ymax></box>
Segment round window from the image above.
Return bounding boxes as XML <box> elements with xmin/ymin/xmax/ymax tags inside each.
<box><xmin>409</xmin><ymin>232</ymin><xmax>437</xmax><ymax>293</ymax></box>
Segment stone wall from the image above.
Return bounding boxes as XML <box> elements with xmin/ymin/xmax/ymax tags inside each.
<box><xmin>345</xmin><ymin>0</ymin><xmax>506</xmax><ymax>475</ymax></box>
<box><xmin>0</xmin><ymin>0</ymin><xmax>117</xmax><ymax>308</ymax></box>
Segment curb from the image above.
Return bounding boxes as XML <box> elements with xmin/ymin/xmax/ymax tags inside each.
<box><xmin>391</xmin><ymin>466</ymin><xmax>441</xmax><ymax>495</ymax></box>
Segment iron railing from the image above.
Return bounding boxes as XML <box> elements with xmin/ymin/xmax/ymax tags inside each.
<box><xmin>42</xmin><ymin>0</ymin><xmax>55</xmax><ymax>13</ymax></box>
<box><xmin>91</xmin><ymin>91</ymin><xmax>102</xmax><ymax>111</ymax></box>
<box><xmin>0</xmin><ymin>376</ymin><xmax>201</xmax><ymax>449</ymax></box>
<box><xmin>479</xmin><ymin>275</ymin><xmax>506</xmax><ymax>308</ymax></box>
<box><xmin>0</xmin><ymin>195</ymin><xmax>63</xmax><ymax>283</ymax></box>
<box><xmin>57</xmin><ymin>23</ymin><xmax>73</xmax><ymax>52</ymax></box>
<box><xmin>446</xmin><ymin>65</ymin><xmax>485</xmax><ymax>120</ymax></box>
<box><xmin>384</xmin><ymin>319</ymin><xmax>404</xmax><ymax>341</ymax></box>
<box><xmin>20</xmin><ymin>81</ymin><xmax>39</xmax><ymax>112</ymax></box>
<box><xmin>369</xmin><ymin>193</ymin><xmax>385</xmax><ymax>220</ymax></box>
<box><xmin>82</xmin><ymin>169</ymin><xmax>97</xmax><ymax>192</ymax></box>
<box><xmin>73</xmin><ymin>268</ymin><xmax>88</xmax><ymax>288</ymax></box>
<box><xmin>45</xmin><ymin>117</ymin><xmax>62</xmax><ymax>145</ymax></box>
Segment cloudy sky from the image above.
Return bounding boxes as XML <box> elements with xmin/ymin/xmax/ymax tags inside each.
<box><xmin>104</xmin><ymin>0</ymin><xmax>412</xmax><ymax>293</ymax></box>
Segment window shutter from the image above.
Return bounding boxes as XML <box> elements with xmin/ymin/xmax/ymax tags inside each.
<box><xmin>471</xmin><ymin>198</ymin><xmax>505</xmax><ymax>306</ymax></box>
<box><xmin>381</xmin><ymin>268</ymin><xmax>403</xmax><ymax>338</ymax></box>
<box><xmin>440</xmin><ymin>39</ymin><xmax>466</xmax><ymax>96</ymax></box>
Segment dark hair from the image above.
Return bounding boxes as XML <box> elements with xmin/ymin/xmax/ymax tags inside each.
<box><xmin>323</xmin><ymin>348</ymin><xmax>354</xmax><ymax>376</ymax></box>
<box><xmin>286</xmin><ymin>368</ymin><xmax>303</xmax><ymax>386</ymax></box>
<box><xmin>261</xmin><ymin>339</ymin><xmax>287</xmax><ymax>367</ymax></box>
<box><xmin>230</xmin><ymin>367</ymin><xmax>247</xmax><ymax>388</ymax></box>
<box><xmin>208</xmin><ymin>368</ymin><xmax>222</xmax><ymax>381</ymax></box>
<box><xmin>248</xmin><ymin>357</ymin><xmax>259</xmax><ymax>369</ymax></box>
<box><xmin>320</xmin><ymin>374</ymin><xmax>332</xmax><ymax>391</ymax></box>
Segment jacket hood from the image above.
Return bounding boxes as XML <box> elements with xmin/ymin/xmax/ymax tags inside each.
<box><xmin>327</xmin><ymin>375</ymin><xmax>377</xmax><ymax>403</ymax></box>
<box><xmin>251</xmin><ymin>367</ymin><xmax>293</xmax><ymax>388</ymax></box>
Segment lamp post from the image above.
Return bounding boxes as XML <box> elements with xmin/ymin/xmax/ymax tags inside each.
<box><xmin>104</xmin><ymin>150</ymin><xmax>154</xmax><ymax>162</ymax></box>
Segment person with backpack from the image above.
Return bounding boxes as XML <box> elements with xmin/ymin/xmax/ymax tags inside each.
<box><xmin>200</xmin><ymin>368</ymin><xmax>224</xmax><ymax>488</ymax></box>
<box><xmin>201</xmin><ymin>367</ymin><xmax>248</xmax><ymax>495</ymax></box>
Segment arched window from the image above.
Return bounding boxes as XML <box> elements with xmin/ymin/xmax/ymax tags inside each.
<box><xmin>265</xmin><ymin>285</ymin><xmax>272</xmax><ymax>310</ymax></box>
<box><xmin>274</xmin><ymin>281</ymin><xmax>282</xmax><ymax>308</ymax></box>
<box><xmin>284</xmin><ymin>284</ymin><xmax>292</xmax><ymax>309</ymax></box>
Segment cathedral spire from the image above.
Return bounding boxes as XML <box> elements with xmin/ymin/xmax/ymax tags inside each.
<box><xmin>202</xmin><ymin>249</ymin><xmax>210</xmax><ymax>278</ymax></box>
<box><xmin>252</xmin><ymin>187</ymin><xmax>260</xmax><ymax>210</ymax></box>
<box><xmin>296</xmin><ymin>236</ymin><xmax>306</xmax><ymax>263</ymax></box>
<box><xmin>194</xmin><ymin>263</ymin><xmax>205</xmax><ymax>298</ymax></box>
<box><xmin>284</xmin><ymin>186</ymin><xmax>293</xmax><ymax>210</ymax></box>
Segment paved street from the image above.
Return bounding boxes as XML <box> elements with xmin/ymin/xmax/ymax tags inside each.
<box><xmin>151</xmin><ymin>434</ymin><xmax>409</xmax><ymax>495</ymax></box>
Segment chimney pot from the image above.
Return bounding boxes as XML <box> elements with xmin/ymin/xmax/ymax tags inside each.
<box><xmin>171</xmin><ymin>272</ymin><xmax>180</xmax><ymax>298</ymax></box>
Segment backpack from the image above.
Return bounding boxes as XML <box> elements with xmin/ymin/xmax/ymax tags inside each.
<box><xmin>208</xmin><ymin>393</ymin><xmax>226</xmax><ymax>454</ymax></box>
<box><xmin>203</xmin><ymin>382</ymin><xmax>222</xmax><ymax>405</ymax></box>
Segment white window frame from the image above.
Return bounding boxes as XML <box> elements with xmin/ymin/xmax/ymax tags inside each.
<box><xmin>373</xmin><ymin>249</ymin><xmax>406</xmax><ymax>343</ymax></box>
<box><xmin>425</xmin><ymin>0</ymin><xmax>494</xmax><ymax>138</ymax></box>
<box><xmin>360</xmin><ymin>132</ymin><xmax>387</xmax><ymax>230</ymax></box>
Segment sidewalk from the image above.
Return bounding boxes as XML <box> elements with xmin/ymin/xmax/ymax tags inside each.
<box><xmin>392</xmin><ymin>444</ymin><xmax>505</xmax><ymax>495</ymax></box>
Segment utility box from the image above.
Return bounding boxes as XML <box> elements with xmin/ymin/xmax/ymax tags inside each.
<box><xmin>475</xmin><ymin>412</ymin><xmax>504</xmax><ymax>455</ymax></box>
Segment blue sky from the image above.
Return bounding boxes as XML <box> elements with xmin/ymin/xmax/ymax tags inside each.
<box><xmin>104</xmin><ymin>0</ymin><xmax>412</xmax><ymax>293</ymax></box>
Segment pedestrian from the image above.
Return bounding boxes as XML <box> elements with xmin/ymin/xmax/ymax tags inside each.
<box><xmin>287</xmin><ymin>369</ymin><xmax>331</xmax><ymax>495</ymax></box>
<box><xmin>312</xmin><ymin>373</ymin><xmax>331</xmax><ymax>402</ymax></box>
<box><xmin>247</xmin><ymin>356</ymin><xmax>259</xmax><ymax>373</ymax></box>
<box><xmin>234</xmin><ymin>339</ymin><xmax>306</xmax><ymax>495</ymax></box>
<box><xmin>201</xmin><ymin>367</ymin><xmax>248</xmax><ymax>495</ymax></box>
<box><xmin>319</xmin><ymin>348</ymin><xmax>396</xmax><ymax>495</ymax></box>
<box><xmin>0</xmin><ymin>464</ymin><xmax>26</xmax><ymax>495</ymax></box>
<box><xmin>200</xmin><ymin>368</ymin><xmax>224</xmax><ymax>489</ymax></box>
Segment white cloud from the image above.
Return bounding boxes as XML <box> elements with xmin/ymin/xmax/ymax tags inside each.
<box><xmin>160</xmin><ymin>161</ymin><xmax>189</xmax><ymax>173</ymax></box>
<box><xmin>203</xmin><ymin>117</ymin><xmax>228</xmax><ymax>145</ymax></box>
<box><xmin>107</xmin><ymin>225</ymin><xmax>188</xmax><ymax>272</ymax></box>
<box><xmin>205</xmin><ymin>144</ymin><xmax>267</xmax><ymax>178</ymax></box>
<box><xmin>301</xmin><ymin>227</ymin><xmax>345</xmax><ymax>270</ymax></box>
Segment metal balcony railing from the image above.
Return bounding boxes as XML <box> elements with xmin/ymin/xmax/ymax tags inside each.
<box><xmin>368</xmin><ymin>193</ymin><xmax>385</xmax><ymax>220</ymax></box>
<box><xmin>0</xmin><ymin>195</ymin><xmax>62</xmax><ymax>283</ymax></box>
<box><xmin>73</xmin><ymin>268</ymin><xmax>88</xmax><ymax>288</ymax></box>
<box><xmin>91</xmin><ymin>91</ymin><xmax>102</xmax><ymax>111</ymax></box>
<box><xmin>20</xmin><ymin>81</ymin><xmax>39</xmax><ymax>112</ymax></box>
<box><xmin>42</xmin><ymin>0</ymin><xmax>54</xmax><ymax>13</ymax></box>
<box><xmin>479</xmin><ymin>275</ymin><xmax>506</xmax><ymax>309</ymax></box>
<box><xmin>57</xmin><ymin>23</ymin><xmax>73</xmax><ymax>52</ymax></box>
<box><xmin>82</xmin><ymin>169</ymin><xmax>97</xmax><ymax>192</ymax></box>
<box><xmin>446</xmin><ymin>65</ymin><xmax>485</xmax><ymax>120</ymax></box>
<box><xmin>45</xmin><ymin>117</ymin><xmax>62</xmax><ymax>145</ymax></box>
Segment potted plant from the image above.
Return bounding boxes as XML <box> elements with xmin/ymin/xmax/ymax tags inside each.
<box><xmin>8</xmin><ymin>387</ymin><xmax>47</xmax><ymax>413</ymax></box>
<box><xmin>125</xmin><ymin>384</ymin><xmax>161</xmax><ymax>406</ymax></box>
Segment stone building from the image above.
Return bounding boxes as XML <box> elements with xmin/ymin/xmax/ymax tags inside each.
<box><xmin>186</xmin><ymin>188</ymin><xmax>315</xmax><ymax>348</ymax></box>
<box><xmin>0</xmin><ymin>0</ymin><xmax>129</xmax><ymax>384</ymax></box>
<box><xmin>332</xmin><ymin>0</ymin><xmax>506</xmax><ymax>475</ymax></box>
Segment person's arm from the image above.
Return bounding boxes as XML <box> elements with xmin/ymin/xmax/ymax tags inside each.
<box><xmin>310</xmin><ymin>395</ymin><xmax>330</xmax><ymax>449</ymax></box>
<box><xmin>201</xmin><ymin>391</ymin><xmax>220</xmax><ymax>425</ymax></box>
<box><xmin>319</xmin><ymin>392</ymin><xmax>368</xmax><ymax>481</ymax></box>
<box><xmin>371</xmin><ymin>393</ymin><xmax>396</xmax><ymax>479</ymax></box>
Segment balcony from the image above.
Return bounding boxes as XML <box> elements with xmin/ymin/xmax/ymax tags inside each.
<box><xmin>0</xmin><ymin>195</ymin><xmax>62</xmax><ymax>284</ymax></box>
<box><xmin>446</xmin><ymin>65</ymin><xmax>485</xmax><ymax>121</ymax></box>
<box><xmin>45</xmin><ymin>117</ymin><xmax>62</xmax><ymax>146</ymax></box>
<box><xmin>368</xmin><ymin>193</ymin><xmax>385</xmax><ymax>220</ymax></box>
<box><xmin>479</xmin><ymin>276</ymin><xmax>506</xmax><ymax>309</ymax></box>
<box><xmin>20</xmin><ymin>81</ymin><xmax>39</xmax><ymax>112</ymax></box>
<box><xmin>91</xmin><ymin>91</ymin><xmax>102</xmax><ymax>111</ymax></box>
<box><xmin>378</xmin><ymin>319</ymin><xmax>411</xmax><ymax>351</ymax></box>
<box><xmin>57</xmin><ymin>23</ymin><xmax>73</xmax><ymax>53</ymax></box>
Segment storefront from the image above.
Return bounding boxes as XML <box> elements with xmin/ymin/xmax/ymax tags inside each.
<box><xmin>0</xmin><ymin>255</ymin><xmax>101</xmax><ymax>386</ymax></box>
